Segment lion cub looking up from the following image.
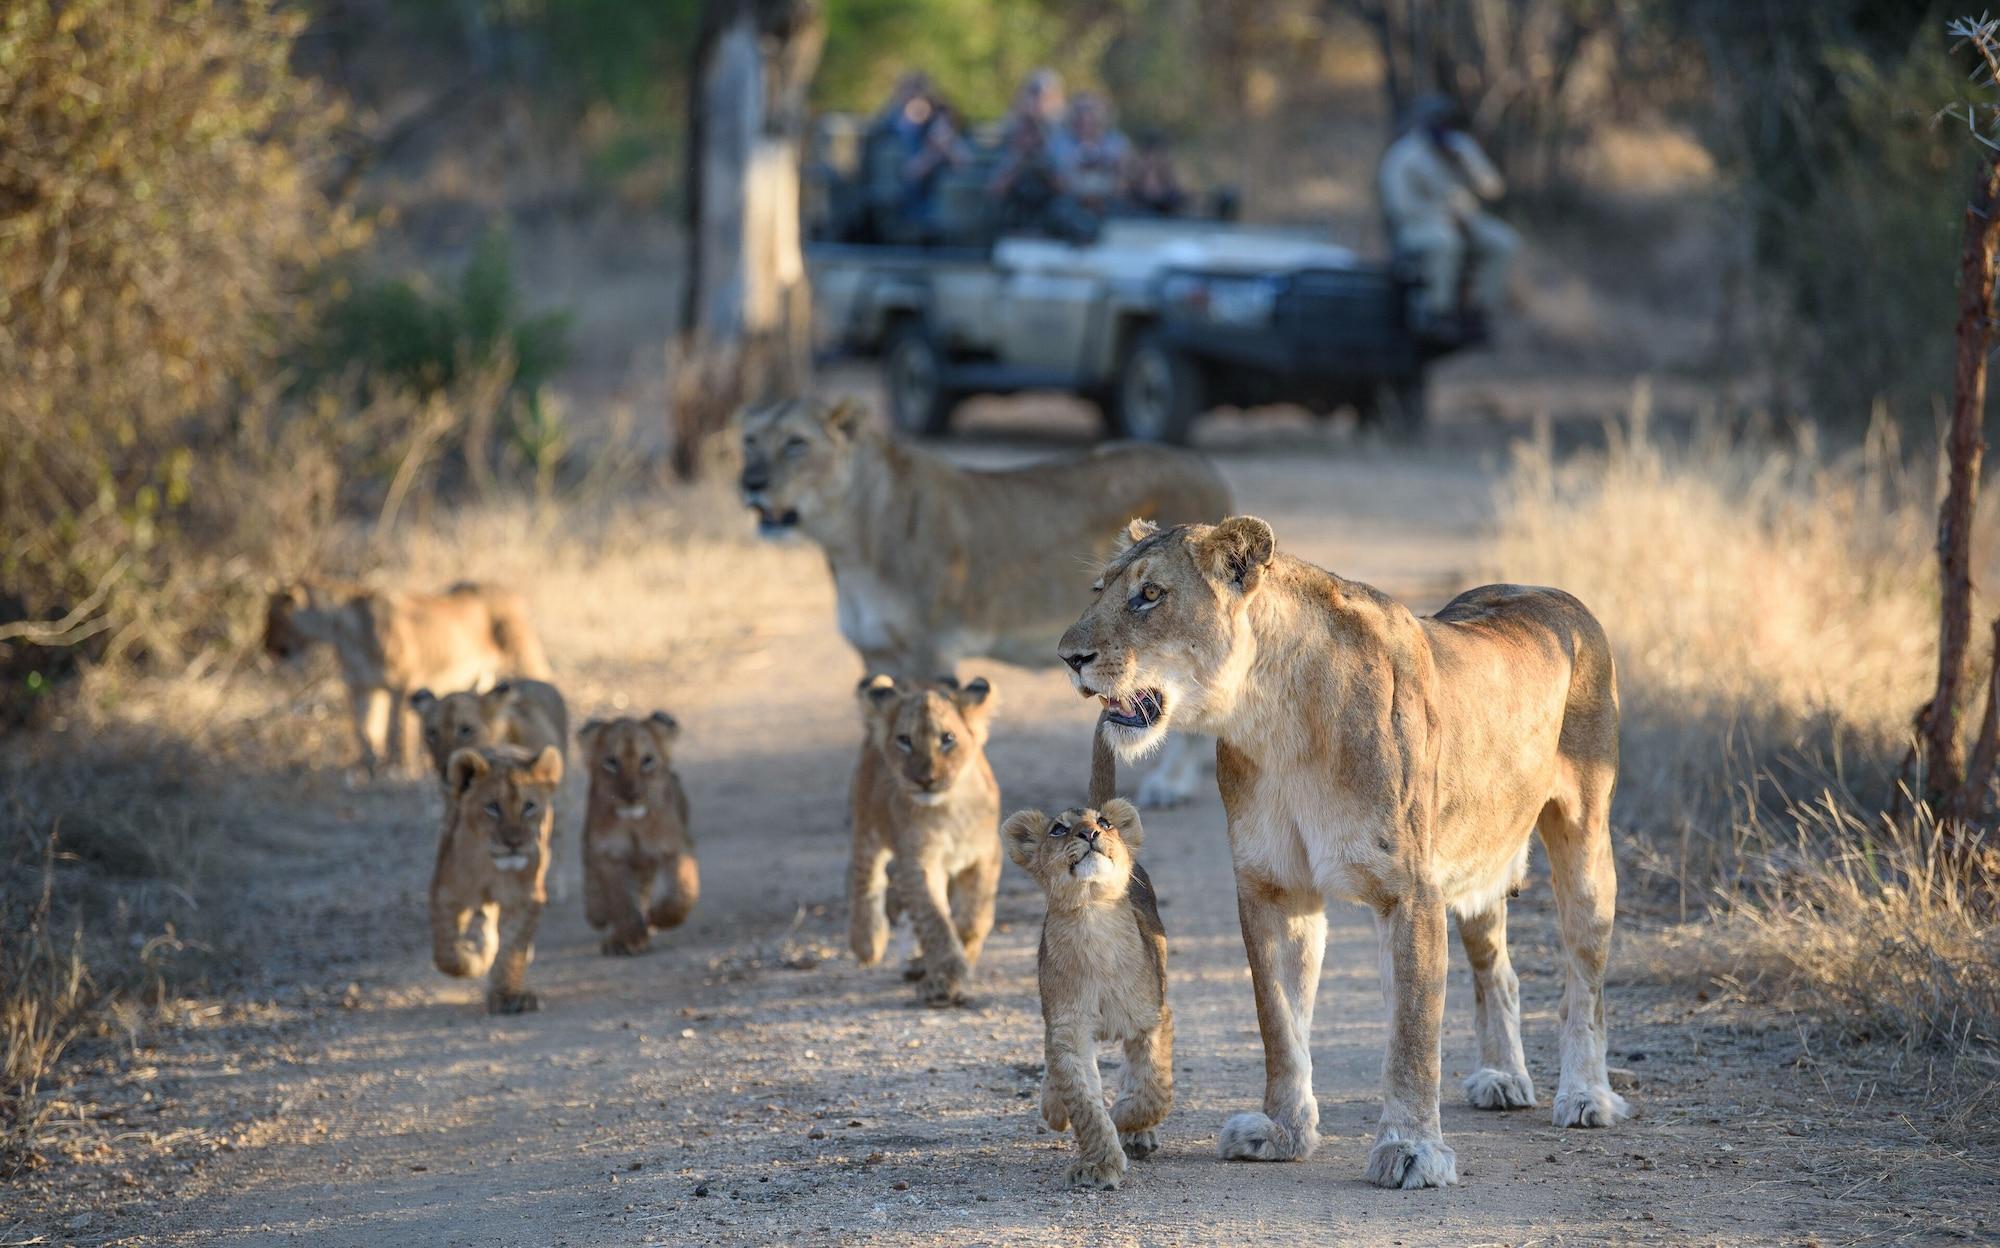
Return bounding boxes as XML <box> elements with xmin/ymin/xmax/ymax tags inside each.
<box><xmin>430</xmin><ymin>744</ymin><xmax>562</xmax><ymax>1014</ymax></box>
<box><xmin>409</xmin><ymin>679</ymin><xmax>570</xmax><ymax>781</ymax></box>
<box><xmin>578</xmin><ymin>712</ymin><xmax>697</xmax><ymax>957</ymax></box>
<box><xmin>849</xmin><ymin>673</ymin><xmax>1000</xmax><ymax>1007</ymax></box>
<box><xmin>1004</xmin><ymin>799</ymin><xmax>1173</xmax><ymax>1191</ymax></box>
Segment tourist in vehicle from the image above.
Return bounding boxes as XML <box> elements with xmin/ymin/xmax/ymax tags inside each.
<box><xmin>1122</xmin><ymin>128</ymin><xmax>1185</xmax><ymax>216</ymax></box>
<box><xmin>1377</xmin><ymin>93</ymin><xmax>1517</xmax><ymax>335</ymax></box>
<box><xmin>1058</xmin><ymin>93</ymin><xmax>1129</xmax><ymax>214</ymax></box>
<box><xmin>989</xmin><ymin>111</ymin><xmax>1062</xmax><ymax>231</ymax></box>
<box><xmin>900</xmin><ymin>104</ymin><xmax>973</xmax><ymax>231</ymax></box>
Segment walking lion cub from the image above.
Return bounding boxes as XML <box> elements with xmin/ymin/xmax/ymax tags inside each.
<box><xmin>1004</xmin><ymin>799</ymin><xmax>1173</xmax><ymax>1191</ymax></box>
<box><xmin>849</xmin><ymin>673</ymin><xmax>1000</xmax><ymax>1007</ymax></box>
<box><xmin>578</xmin><ymin>712</ymin><xmax>698</xmax><ymax>957</ymax></box>
<box><xmin>429</xmin><ymin>744</ymin><xmax>562</xmax><ymax>1014</ymax></box>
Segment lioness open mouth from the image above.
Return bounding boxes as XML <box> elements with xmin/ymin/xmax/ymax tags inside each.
<box><xmin>752</xmin><ymin>504</ymin><xmax>800</xmax><ymax>535</ymax></box>
<box><xmin>1100</xmin><ymin>689</ymin><xmax>1164</xmax><ymax>729</ymax></box>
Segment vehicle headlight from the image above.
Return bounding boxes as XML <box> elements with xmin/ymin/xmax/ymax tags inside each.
<box><xmin>1162</xmin><ymin>274</ymin><xmax>1280</xmax><ymax>328</ymax></box>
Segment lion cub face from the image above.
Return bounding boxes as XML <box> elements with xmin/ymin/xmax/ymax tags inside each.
<box><xmin>737</xmin><ymin>397</ymin><xmax>866</xmax><ymax>538</ymax></box>
<box><xmin>1057</xmin><ymin>516</ymin><xmax>1276</xmax><ymax>758</ymax></box>
<box><xmin>577</xmin><ymin>712</ymin><xmax>680</xmax><ymax>813</ymax></box>
<box><xmin>447</xmin><ymin>745</ymin><xmax>563</xmax><ymax>871</ymax></box>
<box><xmin>858</xmin><ymin>674</ymin><xmax>993</xmax><ymax>805</ymax></box>
<box><xmin>1004</xmin><ymin>799</ymin><xmax>1145</xmax><ymax>907</ymax></box>
<box><xmin>412</xmin><ymin>688</ymin><xmax>497</xmax><ymax>777</ymax></box>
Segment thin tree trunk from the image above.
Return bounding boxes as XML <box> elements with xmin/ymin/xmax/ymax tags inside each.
<box><xmin>671</xmin><ymin>0</ymin><xmax>822</xmax><ymax>479</ymax></box>
<box><xmin>1919</xmin><ymin>146</ymin><xmax>2000</xmax><ymax>807</ymax></box>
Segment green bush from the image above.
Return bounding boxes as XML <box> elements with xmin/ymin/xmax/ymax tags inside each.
<box><xmin>310</xmin><ymin>231</ymin><xmax>571</xmax><ymax>397</ymax></box>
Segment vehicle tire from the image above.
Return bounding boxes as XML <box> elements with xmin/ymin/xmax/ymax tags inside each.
<box><xmin>883</xmin><ymin>321</ymin><xmax>956</xmax><ymax>437</ymax></box>
<box><xmin>1375</xmin><ymin>372</ymin><xmax>1428</xmax><ymax>443</ymax></box>
<box><xmin>1113</xmin><ymin>330</ymin><xmax>1204</xmax><ymax>445</ymax></box>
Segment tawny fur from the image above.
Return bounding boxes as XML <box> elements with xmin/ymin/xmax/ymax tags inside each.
<box><xmin>265</xmin><ymin>579</ymin><xmax>553</xmax><ymax>778</ymax></box>
<box><xmin>577</xmin><ymin>713</ymin><xmax>697</xmax><ymax>957</ymax></box>
<box><xmin>737</xmin><ymin>397</ymin><xmax>1228</xmax><ymax>809</ymax></box>
<box><xmin>428</xmin><ymin>744</ymin><xmax>563</xmax><ymax>1015</ymax></box>
<box><xmin>849</xmin><ymin>674</ymin><xmax>1001</xmax><ymax>1007</ymax></box>
<box><xmin>1005</xmin><ymin>799</ymin><xmax>1173</xmax><ymax>1192</ymax></box>
<box><xmin>1056</xmin><ymin>516</ymin><xmax>1624</xmax><ymax>1190</ymax></box>
<box><xmin>410</xmin><ymin>679</ymin><xmax>570</xmax><ymax>781</ymax></box>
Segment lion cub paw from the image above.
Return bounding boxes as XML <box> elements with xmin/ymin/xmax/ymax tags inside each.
<box><xmin>485</xmin><ymin>988</ymin><xmax>541</xmax><ymax>1016</ymax></box>
<box><xmin>1364</xmin><ymin>1136</ymin><xmax>1458</xmax><ymax>1189</ymax></box>
<box><xmin>600</xmin><ymin>933</ymin><xmax>650</xmax><ymax>957</ymax></box>
<box><xmin>916</xmin><ymin>958</ymin><xmax>970</xmax><ymax>1007</ymax></box>
<box><xmin>1552</xmin><ymin>1083</ymin><xmax>1630</xmax><ymax>1129</ymax></box>
<box><xmin>1463</xmin><ymin>1067</ymin><xmax>1537</xmax><ymax>1110</ymax></box>
<box><xmin>1065</xmin><ymin>1152</ymin><xmax>1126</xmax><ymax>1191</ymax></box>
<box><xmin>1119</xmin><ymin>1128</ymin><xmax>1160</xmax><ymax>1160</ymax></box>
<box><xmin>1217</xmin><ymin>1111</ymin><xmax>1312</xmax><ymax>1162</ymax></box>
<box><xmin>900</xmin><ymin>956</ymin><xmax>927</xmax><ymax>982</ymax></box>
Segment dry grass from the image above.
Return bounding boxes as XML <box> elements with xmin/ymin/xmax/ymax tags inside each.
<box><xmin>1490</xmin><ymin>399</ymin><xmax>2000</xmax><ymax>1141</ymax></box>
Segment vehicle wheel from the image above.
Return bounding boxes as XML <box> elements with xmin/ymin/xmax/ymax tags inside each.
<box><xmin>1375</xmin><ymin>373</ymin><xmax>1428</xmax><ymax>443</ymax></box>
<box><xmin>884</xmin><ymin>322</ymin><xmax>956</xmax><ymax>437</ymax></box>
<box><xmin>1113</xmin><ymin>330</ymin><xmax>1204</xmax><ymax>445</ymax></box>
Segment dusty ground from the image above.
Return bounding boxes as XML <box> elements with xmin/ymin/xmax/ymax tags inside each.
<box><xmin>7</xmin><ymin>430</ymin><xmax>1996</xmax><ymax>1248</ymax></box>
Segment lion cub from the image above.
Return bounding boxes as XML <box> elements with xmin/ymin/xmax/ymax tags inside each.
<box><xmin>578</xmin><ymin>712</ymin><xmax>698</xmax><ymax>956</ymax></box>
<box><xmin>409</xmin><ymin>679</ymin><xmax>570</xmax><ymax>781</ymax></box>
<box><xmin>1004</xmin><ymin>799</ymin><xmax>1173</xmax><ymax>1191</ymax></box>
<box><xmin>430</xmin><ymin>744</ymin><xmax>562</xmax><ymax>1014</ymax></box>
<box><xmin>849</xmin><ymin>673</ymin><xmax>1001</xmax><ymax>1007</ymax></box>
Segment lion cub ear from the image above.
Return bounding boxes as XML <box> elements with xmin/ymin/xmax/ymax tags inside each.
<box><xmin>576</xmin><ymin>718</ymin><xmax>608</xmax><ymax>755</ymax></box>
<box><xmin>1002</xmin><ymin>809</ymin><xmax>1049</xmax><ymax>869</ymax></box>
<box><xmin>822</xmin><ymin>396</ymin><xmax>865</xmax><ymax>440</ymax></box>
<box><xmin>1100</xmin><ymin>798</ymin><xmax>1144</xmax><ymax>850</ymax></box>
<box><xmin>481</xmin><ymin>681</ymin><xmax>520</xmax><ymax>714</ymax></box>
<box><xmin>1115</xmin><ymin>517</ymin><xmax>1159</xmax><ymax>553</ymax></box>
<box><xmin>447</xmin><ymin>748</ymin><xmax>489</xmax><ymax>799</ymax></box>
<box><xmin>647</xmin><ymin>709</ymin><xmax>681</xmax><ymax>748</ymax></box>
<box><xmin>526</xmin><ymin>745</ymin><xmax>564</xmax><ymax>788</ymax></box>
<box><xmin>952</xmin><ymin>676</ymin><xmax>994</xmax><ymax>718</ymax></box>
<box><xmin>410</xmin><ymin>688</ymin><xmax>438</xmax><ymax>714</ymax></box>
<box><xmin>857</xmin><ymin>673</ymin><xmax>899</xmax><ymax>713</ymax></box>
<box><xmin>1195</xmin><ymin>515</ymin><xmax>1276</xmax><ymax>594</ymax></box>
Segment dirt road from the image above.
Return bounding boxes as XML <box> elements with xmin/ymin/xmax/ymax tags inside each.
<box><xmin>35</xmin><ymin>439</ymin><xmax>1993</xmax><ymax>1247</ymax></box>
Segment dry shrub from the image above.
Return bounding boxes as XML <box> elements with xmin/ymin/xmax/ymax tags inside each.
<box><xmin>1490</xmin><ymin>400</ymin><xmax>2000</xmax><ymax>1131</ymax></box>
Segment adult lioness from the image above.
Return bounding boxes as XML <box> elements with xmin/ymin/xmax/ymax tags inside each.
<box><xmin>737</xmin><ymin>396</ymin><xmax>1231</xmax><ymax>804</ymax></box>
<box><xmin>1057</xmin><ymin>517</ymin><xmax>1624</xmax><ymax>1190</ymax></box>
<box><xmin>266</xmin><ymin>580</ymin><xmax>553</xmax><ymax>777</ymax></box>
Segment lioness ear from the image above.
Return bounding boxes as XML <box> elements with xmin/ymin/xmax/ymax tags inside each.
<box><xmin>577</xmin><ymin>718</ymin><xmax>607</xmax><ymax>754</ymax></box>
<box><xmin>447</xmin><ymin>748</ymin><xmax>489</xmax><ymax>798</ymax></box>
<box><xmin>648</xmin><ymin>709</ymin><xmax>681</xmax><ymax>747</ymax></box>
<box><xmin>1002</xmin><ymin>809</ymin><xmax>1048</xmax><ymax>868</ymax></box>
<box><xmin>857</xmin><ymin>673</ymin><xmax>898</xmax><ymax>712</ymax></box>
<box><xmin>1101</xmin><ymin>797</ymin><xmax>1144</xmax><ymax>849</ymax></box>
<box><xmin>527</xmin><ymin>745</ymin><xmax>564</xmax><ymax>788</ymax></box>
<box><xmin>1196</xmin><ymin>516</ymin><xmax>1275</xmax><ymax>594</ymax></box>
<box><xmin>822</xmin><ymin>397</ymin><xmax>865</xmax><ymax>440</ymax></box>
<box><xmin>1115</xmin><ymin>517</ymin><xmax>1159</xmax><ymax>554</ymax></box>
<box><xmin>410</xmin><ymin>688</ymin><xmax>437</xmax><ymax>713</ymax></box>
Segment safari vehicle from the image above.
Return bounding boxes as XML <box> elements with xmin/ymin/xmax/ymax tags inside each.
<box><xmin>804</xmin><ymin>115</ymin><xmax>1484</xmax><ymax>444</ymax></box>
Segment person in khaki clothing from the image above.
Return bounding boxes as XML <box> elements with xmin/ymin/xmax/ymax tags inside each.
<box><xmin>1378</xmin><ymin>95</ymin><xmax>1517</xmax><ymax>334</ymax></box>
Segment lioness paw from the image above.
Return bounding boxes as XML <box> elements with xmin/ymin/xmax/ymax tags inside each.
<box><xmin>1217</xmin><ymin>1111</ymin><xmax>1312</xmax><ymax>1162</ymax></box>
<box><xmin>1463</xmin><ymin>1067</ymin><xmax>1537</xmax><ymax>1111</ymax></box>
<box><xmin>1041</xmin><ymin>1083</ymin><xmax>1069</xmax><ymax>1132</ymax></box>
<box><xmin>485</xmin><ymin>988</ymin><xmax>541</xmax><ymax>1015</ymax></box>
<box><xmin>1119</xmin><ymin>1128</ymin><xmax>1160</xmax><ymax>1160</ymax></box>
<box><xmin>1364</xmin><ymin>1137</ymin><xmax>1458</xmax><ymax>1189</ymax></box>
<box><xmin>1065</xmin><ymin>1153</ymin><xmax>1126</xmax><ymax>1191</ymax></box>
<box><xmin>1552</xmin><ymin>1083</ymin><xmax>1629</xmax><ymax>1129</ymax></box>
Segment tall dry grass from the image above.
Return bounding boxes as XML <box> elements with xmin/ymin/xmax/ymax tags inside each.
<box><xmin>1491</xmin><ymin>396</ymin><xmax>2000</xmax><ymax>1137</ymax></box>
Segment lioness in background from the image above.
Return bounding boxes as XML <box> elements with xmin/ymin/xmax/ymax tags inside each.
<box><xmin>265</xmin><ymin>580</ymin><xmax>552</xmax><ymax>778</ymax></box>
<box><xmin>737</xmin><ymin>396</ymin><xmax>1231</xmax><ymax>806</ymax></box>
<box><xmin>1058</xmin><ymin>517</ymin><xmax>1624</xmax><ymax>1189</ymax></box>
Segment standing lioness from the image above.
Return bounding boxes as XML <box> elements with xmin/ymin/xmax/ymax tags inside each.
<box><xmin>1058</xmin><ymin>517</ymin><xmax>1624</xmax><ymax>1189</ymax></box>
<box><xmin>738</xmin><ymin>396</ymin><xmax>1231</xmax><ymax>805</ymax></box>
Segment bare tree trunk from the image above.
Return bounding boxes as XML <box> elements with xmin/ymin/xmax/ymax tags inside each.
<box><xmin>671</xmin><ymin>0</ymin><xmax>823</xmax><ymax>480</ymax></box>
<box><xmin>1919</xmin><ymin>145</ymin><xmax>2000</xmax><ymax>807</ymax></box>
